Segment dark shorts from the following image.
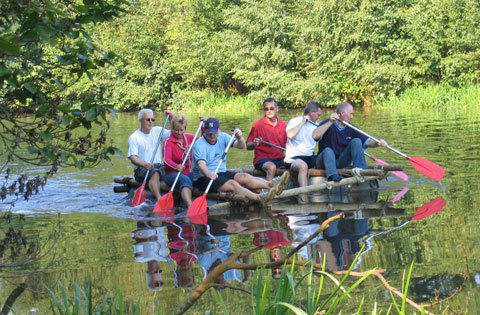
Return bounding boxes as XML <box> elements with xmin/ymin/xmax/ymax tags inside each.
<box><xmin>254</xmin><ymin>158</ymin><xmax>285</xmax><ymax>171</ymax></box>
<box><xmin>134</xmin><ymin>163</ymin><xmax>165</xmax><ymax>183</ymax></box>
<box><xmin>285</xmin><ymin>155</ymin><xmax>316</xmax><ymax>169</ymax></box>
<box><xmin>193</xmin><ymin>171</ymin><xmax>236</xmax><ymax>193</ymax></box>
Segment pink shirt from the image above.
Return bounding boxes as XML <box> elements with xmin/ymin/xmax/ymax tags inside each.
<box><xmin>163</xmin><ymin>133</ymin><xmax>195</xmax><ymax>174</ymax></box>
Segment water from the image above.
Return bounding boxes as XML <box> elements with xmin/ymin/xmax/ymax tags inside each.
<box><xmin>1</xmin><ymin>107</ymin><xmax>479</xmax><ymax>313</ymax></box>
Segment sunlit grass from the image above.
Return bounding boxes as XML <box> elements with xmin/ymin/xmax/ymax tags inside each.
<box><xmin>376</xmin><ymin>83</ymin><xmax>480</xmax><ymax>112</ymax></box>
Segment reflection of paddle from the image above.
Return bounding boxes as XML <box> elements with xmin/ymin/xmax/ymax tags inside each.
<box><xmin>410</xmin><ymin>196</ymin><xmax>446</xmax><ymax>221</ymax></box>
<box><xmin>338</xmin><ymin>119</ymin><xmax>445</xmax><ymax>182</ymax></box>
<box><xmin>153</xmin><ymin>121</ymin><xmax>204</xmax><ymax>213</ymax></box>
<box><xmin>364</xmin><ymin>152</ymin><xmax>409</xmax><ymax>181</ymax></box>
<box><xmin>132</xmin><ymin>114</ymin><xmax>171</xmax><ymax>207</ymax></box>
<box><xmin>186</xmin><ymin>131</ymin><xmax>237</xmax><ymax>218</ymax></box>
<box><xmin>390</xmin><ymin>186</ymin><xmax>409</xmax><ymax>204</ymax></box>
<box><xmin>307</xmin><ymin>120</ymin><xmax>409</xmax><ymax>181</ymax></box>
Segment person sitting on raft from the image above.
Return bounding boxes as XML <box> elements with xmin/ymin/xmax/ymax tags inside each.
<box><xmin>163</xmin><ymin>114</ymin><xmax>198</xmax><ymax>207</ymax></box>
<box><xmin>285</xmin><ymin>101</ymin><xmax>322</xmax><ymax>204</ymax></box>
<box><xmin>191</xmin><ymin>118</ymin><xmax>289</xmax><ymax>205</ymax></box>
<box><xmin>312</xmin><ymin>102</ymin><xmax>388</xmax><ymax>182</ymax></box>
<box><xmin>246</xmin><ymin>97</ymin><xmax>287</xmax><ymax>181</ymax></box>
<box><xmin>128</xmin><ymin>109</ymin><xmax>172</xmax><ymax>201</ymax></box>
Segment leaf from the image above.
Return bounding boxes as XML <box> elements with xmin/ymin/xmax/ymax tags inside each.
<box><xmin>0</xmin><ymin>36</ymin><xmax>20</xmax><ymax>54</ymax></box>
<box><xmin>274</xmin><ymin>302</ymin><xmax>307</xmax><ymax>315</ymax></box>
<box><xmin>23</xmin><ymin>82</ymin><xmax>38</xmax><ymax>94</ymax></box>
<box><xmin>85</xmin><ymin>108</ymin><xmax>97</xmax><ymax>121</ymax></box>
<box><xmin>27</xmin><ymin>146</ymin><xmax>40</xmax><ymax>155</ymax></box>
<box><xmin>39</xmin><ymin>131</ymin><xmax>53</xmax><ymax>142</ymax></box>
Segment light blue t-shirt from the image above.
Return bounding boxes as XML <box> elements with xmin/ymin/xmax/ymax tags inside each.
<box><xmin>192</xmin><ymin>132</ymin><xmax>233</xmax><ymax>181</ymax></box>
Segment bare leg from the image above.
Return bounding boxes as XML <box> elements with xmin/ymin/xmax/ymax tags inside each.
<box><xmin>290</xmin><ymin>159</ymin><xmax>308</xmax><ymax>203</ymax></box>
<box><xmin>218</xmin><ymin>179</ymin><xmax>261</xmax><ymax>202</ymax></box>
<box><xmin>148</xmin><ymin>172</ymin><xmax>162</xmax><ymax>201</ymax></box>
<box><xmin>180</xmin><ymin>187</ymin><xmax>193</xmax><ymax>206</ymax></box>
<box><xmin>261</xmin><ymin>162</ymin><xmax>277</xmax><ymax>181</ymax></box>
<box><xmin>234</xmin><ymin>173</ymin><xmax>271</xmax><ymax>190</ymax></box>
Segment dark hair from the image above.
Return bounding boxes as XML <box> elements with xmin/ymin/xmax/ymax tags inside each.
<box><xmin>336</xmin><ymin>102</ymin><xmax>353</xmax><ymax>114</ymax></box>
<box><xmin>263</xmin><ymin>97</ymin><xmax>278</xmax><ymax>108</ymax></box>
<box><xmin>303</xmin><ymin>100</ymin><xmax>321</xmax><ymax>115</ymax></box>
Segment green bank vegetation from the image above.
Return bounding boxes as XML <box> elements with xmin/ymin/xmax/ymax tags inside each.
<box><xmin>64</xmin><ymin>0</ymin><xmax>480</xmax><ymax>110</ymax></box>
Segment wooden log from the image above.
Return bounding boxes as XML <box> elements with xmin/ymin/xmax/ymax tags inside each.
<box><xmin>231</xmin><ymin>166</ymin><xmax>403</xmax><ymax>177</ymax></box>
<box><xmin>274</xmin><ymin>176</ymin><xmax>380</xmax><ymax>200</ymax></box>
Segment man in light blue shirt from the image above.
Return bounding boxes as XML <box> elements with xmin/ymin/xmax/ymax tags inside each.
<box><xmin>192</xmin><ymin>118</ymin><xmax>289</xmax><ymax>204</ymax></box>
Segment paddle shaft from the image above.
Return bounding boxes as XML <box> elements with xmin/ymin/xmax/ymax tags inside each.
<box><xmin>203</xmin><ymin>132</ymin><xmax>237</xmax><ymax>194</ymax></box>
<box><xmin>169</xmin><ymin>121</ymin><xmax>204</xmax><ymax>191</ymax></box>
<box><xmin>259</xmin><ymin>139</ymin><xmax>285</xmax><ymax>151</ymax></box>
<box><xmin>338</xmin><ymin>119</ymin><xmax>408</xmax><ymax>158</ymax></box>
<box><xmin>139</xmin><ymin>115</ymin><xmax>171</xmax><ymax>186</ymax></box>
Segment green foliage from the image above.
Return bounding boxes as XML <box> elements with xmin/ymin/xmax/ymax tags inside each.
<box><xmin>0</xmin><ymin>0</ymin><xmax>126</xmax><ymax>170</ymax></box>
<box><xmin>69</xmin><ymin>0</ymin><xmax>479</xmax><ymax>110</ymax></box>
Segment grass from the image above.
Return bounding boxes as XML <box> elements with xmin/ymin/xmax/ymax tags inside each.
<box><xmin>376</xmin><ymin>83</ymin><xmax>480</xmax><ymax>111</ymax></box>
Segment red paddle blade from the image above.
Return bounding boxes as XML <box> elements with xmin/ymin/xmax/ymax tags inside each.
<box><xmin>152</xmin><ymin>191</ymin><xmax>174</xmax><ymax>213</ymax></box>
<box><xmin>186</xmin><ymin>194</ymin><xmax>208</xmax><ymax>217</ymax></box>
<box><xmin>408</xmin><ymin>156</ymin><xmax>445</xmax><ymax>182</ymax></box>
<box><xmin>411</xmin><ymin>197</ymin><xmax>447</xmax><ymax>221</ymax></box>
<box><xmin>190</xmin><ymin>213</ymin><xmax>208</xmax><ymax>225</ymax></box>
<box><xmin>131</xmin><ymin>184</ymin><xmax>146</xmax><ymax>207</ymax></box>
<box><xmin>369</xmin><ymin>155</ymin><xmax>409</xmax><ymax>181</ymax></box>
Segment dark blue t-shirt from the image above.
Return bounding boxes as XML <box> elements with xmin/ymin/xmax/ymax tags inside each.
<box><xmin>317</xmin><ymin>119</ymin><xmax>369</xmax><ymax>158</ymax></box>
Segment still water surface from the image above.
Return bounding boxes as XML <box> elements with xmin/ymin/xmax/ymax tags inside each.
<box><xmin>1</xmin><ymin>107</ymin><xmax>480</xmax><ymax>313</ymax></box>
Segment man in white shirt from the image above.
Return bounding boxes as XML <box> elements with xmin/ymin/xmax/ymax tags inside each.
<box><xmin>128</xmin><ymin>109</ymin><xmax>171</xmax><ymax>201</ymax></box>
<box><xmin>285</xmin><ymin>101</ymin><xmax>322</xmax><ymax>204</ymax></box>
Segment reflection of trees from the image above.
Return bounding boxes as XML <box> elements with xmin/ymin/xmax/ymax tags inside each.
<box><xmin>0</xmin><ymin>212</ymin><xmax>60</xmax><ymax>313</ymax></box>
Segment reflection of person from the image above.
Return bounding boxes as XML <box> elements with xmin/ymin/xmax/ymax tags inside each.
<box><xmin>163</xmin><ymin>114</ymin><xmax>196</xmax><ymax>207</ymax></box>
<box><xmin>246</xmin><ymin>98</ymin><xmax>287</xmax><ymax>181</ymax></box>
<box><xmin>132</xmin><ymin>223</ymin><xmax>169</xmax><ymax>291</ymax></box>
<box><xmin>253</xmin><ymin>230</ymin><xmax>291</xmax><ymax>279</ymax></box>
<box><xmin>192</xmin><ymin>118</ymin><xmax>288</xmax><ymax>204</ymax></box>
<box><xmin>128</xmin><ymin>109</ymin><xmax>171</xmax><ymax>201</ymax></box>
<box><xmin>166</xmin><ymin>223</ymin><xmax>197</xmax><ymax>288</ymax></box>
<box><xmin>287</xmin><ymin>214</ymin><xmax>322</xmax><ymax>260</ymax></box>
<box><xmin>196</xmin><ymin>231</ymin><xmax>242</xmax><ymax>285</ymax></box>
<box><xmin>285</xmin><ymin>101</ymin><xmax>322</xmax><ymax>204</ymax></box>
<box><xmin>321</xmin><ymin>215</ymin><xmax>369</xmax><ymax>271</ymax></box>
<box><xmin>313</xmin><ymin>102</ymin><xmax>387</xmax><ymax>182</ymax></box>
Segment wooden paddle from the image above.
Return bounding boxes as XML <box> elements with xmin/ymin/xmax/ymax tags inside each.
<box><xmin>307</xmin><ymin>120</ymin><xmax>409</xmax><ymax>181</ymax></box>
<box><xmin>153</xmin><ymin>120</ymin><xmax>204</xmax><ymax>213</ymax></box>
<box><xmin>338</xmin><ymin>119</ymin><xmax>445</xmax><ymax>182</ymax></box>
<box><xmin>132</xmin><ymin>114</ymin><xmax>171</xmax><ymax>207</ymax></box>
<box><xmin>186</xmin><ymin>131</ymin><xmax>237</xmax><ymax>218</ymax></box>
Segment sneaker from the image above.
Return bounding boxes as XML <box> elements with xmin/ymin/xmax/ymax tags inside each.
<box><xmin>259</xmin><ymin>188</ymin><xmax>276</xmax><ymax>205</ymax></box>
<box><xmin>327</xmin><ymin>174</ymin><xmax>343</xmax><ymax>182</ymax></box>
<box><xmin>272</xmin><ymin>171</ymin><xmax>290</xmax><ymax>196</ymax></box>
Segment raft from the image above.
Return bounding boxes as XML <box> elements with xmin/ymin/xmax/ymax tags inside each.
<box><xmin>114</xmin><ymin>164</ymin><xmax>405</xmax><ymax>212</ymax></box>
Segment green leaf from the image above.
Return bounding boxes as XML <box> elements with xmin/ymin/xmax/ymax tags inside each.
<box><xmin>39</xmin><ymin>131</ymin><xmax>53</xmax><ymax>142</ymax></box>
<box><xmin>85</xmin><ymin>108</ymin><xmax>97</xmax><ymax>121</ymax></box>
<box><xmin>27</xmin><ymin>146</ymin><xmax>40</xmax><ymax>155</ymax></box>
<box><xmin>24</xmin><ymin>82</ymin><xmax>38</xmax><ymax>94</ymax></box>
<box><xmin>0</xmin><ymin>36</ymin><xmax>20</xmax><ymax>54</ymax></box>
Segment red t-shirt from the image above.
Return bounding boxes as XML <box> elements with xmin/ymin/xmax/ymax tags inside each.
<box><xmin>163</xmin><ymin>133</ymin><xmax>195</xmax><ymax>174</ymax></box>
<box><xmin>253</xmin><ymin>230</ymin><xmax>291</xmax><ymax>249</ymax></box>
<box><xmin>247</xmin><ymin>116</ymin><xmax>287</xmax><ymax>165</ymax></box>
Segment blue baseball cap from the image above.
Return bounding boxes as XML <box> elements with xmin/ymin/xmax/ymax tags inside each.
<box><xmin>204</xmin><ymin>118</ymin><xmax>220</xmax><ymax>134</ymax></box>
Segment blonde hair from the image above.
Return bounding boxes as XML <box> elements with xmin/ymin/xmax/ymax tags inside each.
<box><xmin>171</xmin><ymin>114</ymin><xmax>187</xmax><ymax>130</ymax></box>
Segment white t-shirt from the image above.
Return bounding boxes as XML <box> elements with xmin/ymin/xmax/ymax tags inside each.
<box><xmin>128</xmin><ymin>126</ymin><xmax>171</xmax><ymax>169</ymax></box>
<box><xmin>284</xmin><ymin>116</ymin><xmax>317</xmax><ymax>163</ymax></box>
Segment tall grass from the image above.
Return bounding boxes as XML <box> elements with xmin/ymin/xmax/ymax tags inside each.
<box><xmin>376</xmin><ymin>83</ymin><xmax>480</xmax><ymax>111</ymax></box>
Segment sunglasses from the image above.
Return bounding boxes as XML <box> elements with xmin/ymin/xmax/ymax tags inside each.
<box><xmin>263</xmin><ymin>106</ymin><xmax>276</xmax><ymax>112</ymax></box>
<box><xmin>144</xmin><ymin>118</ymin><xmax>155</xmax><ymax>122</ymax></box>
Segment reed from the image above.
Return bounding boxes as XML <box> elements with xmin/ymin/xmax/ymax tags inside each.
<box><xmin>377</xmin><ymin>83</ymin><xmax>480</xmax><ymax>111</ymax></box>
